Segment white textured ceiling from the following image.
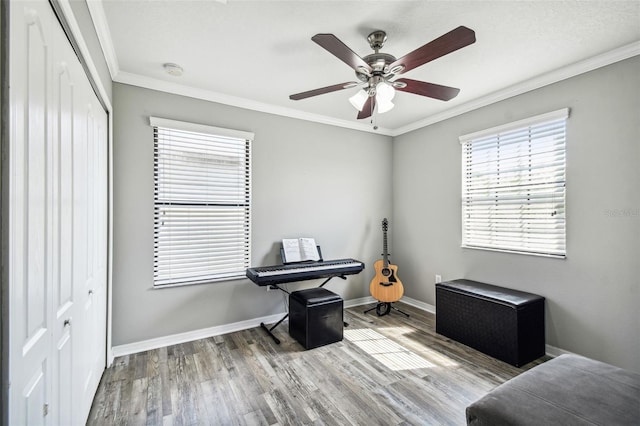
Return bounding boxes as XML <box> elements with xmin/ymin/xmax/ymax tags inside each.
<box><xmin>91</xmin><ymin>0</ymin><xmax>640</xmax><ymax>134</ymax></box>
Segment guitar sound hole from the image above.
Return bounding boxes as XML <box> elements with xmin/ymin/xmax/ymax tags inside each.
<box><xmin>382</xmin><ymin>268</ymin><xmax>391</xmax><ymax>277</ymax></box>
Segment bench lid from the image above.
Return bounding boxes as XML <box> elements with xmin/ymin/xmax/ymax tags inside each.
<box><xmin>290</xmin><ymin>287</ymin><xmax>342</xmax><ymax>305</ymax></box>
<box><xmin>436</xmin><ymin>279</ymin><xmax>544</xmax><ymax>307</ymax></box>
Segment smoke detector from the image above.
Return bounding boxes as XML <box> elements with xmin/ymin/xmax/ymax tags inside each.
<box><xmin>163</xmin><ymin>63</ymin><xmax>183</xmax><ymax>76</ymax></box>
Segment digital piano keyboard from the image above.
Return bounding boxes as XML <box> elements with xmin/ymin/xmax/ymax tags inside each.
<box><xmin>246</xmin><ymin>258</ymin><xmax>365</xmax><ymax>286</ymax></box>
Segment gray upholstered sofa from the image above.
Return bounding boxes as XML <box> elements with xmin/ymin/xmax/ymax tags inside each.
<box><xmin>466</xmin><ymin>354</ymin><xmax>640</xmax><ymax>425</ymax></box>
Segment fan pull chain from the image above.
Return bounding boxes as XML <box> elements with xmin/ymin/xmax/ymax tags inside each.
<box><xmin>372</xmin><ymin>102</ymin><xmax>379</xmax><ymax>130</ymax></box>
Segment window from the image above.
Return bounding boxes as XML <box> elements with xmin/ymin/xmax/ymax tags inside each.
<box><xmin>151</xmin><ymin>117</ymin><xmax>252</xmax><ymax>287</ymax></box>
<box><xmin>459</xmin><ymin>108</ymin><xmax>568</xmax><ymax>258</ymax></box>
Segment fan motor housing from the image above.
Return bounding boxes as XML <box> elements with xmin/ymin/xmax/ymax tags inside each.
<box><xmin>356</xmin><ymin>52</ymin><xmax>397</xmax><ymax>82</ymax></box>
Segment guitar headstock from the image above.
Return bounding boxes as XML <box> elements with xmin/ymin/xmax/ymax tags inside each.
<box><xmin>382</xmin><ymin>218</ymin><xmax>388</xmax><ymax>232</ymax></box>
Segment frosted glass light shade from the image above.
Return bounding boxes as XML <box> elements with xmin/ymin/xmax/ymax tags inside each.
<box><xmin>349</xmin><ymin>90</ymin><xmax>368</xmax><ymax>111</ymax></box>
<box><xmin>377</xmin><ymin>99</ymin><xmax>394</xmax><ymax>114</ymax></box>
<box><xmin>376</xmin><ymin>81</ymin><xmax>395</xmax><ymax>102</ymax></box>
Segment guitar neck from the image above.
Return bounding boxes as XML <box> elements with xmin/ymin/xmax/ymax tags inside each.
<box><xmin>382</xmin><ymin>228</ymin><xmax>389</xmax><ymax>267</ymax></box>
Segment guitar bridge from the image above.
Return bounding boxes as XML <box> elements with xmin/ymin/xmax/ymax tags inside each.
<box><xmin>379</xmin><ymin>282</ymin><xmax>393</xmax><ymax>287</ymax></box>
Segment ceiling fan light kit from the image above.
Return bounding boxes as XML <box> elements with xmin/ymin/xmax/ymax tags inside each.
<box><xmin>377</xmin><ymin>98</ymin><xmax>394</xmax><ymax>114</ymax></box>
<box><xmin>349</xmin><ymin>78</ymin><xmax>396</xmax><ymax>112</ymax></box>
<box><xmin>376</xmin><ymin>81</ymin><xmax>395</xmax><ymax>102</ymax></box>
<box><xmin>289</xmin><ymin>26</ymin><xmax>476</xmax><ymax>123</ymax></box>
<box><xmin>349</xmin><ymin>89</ymin><xmax>369</xmax><ymax>111</ymax></box>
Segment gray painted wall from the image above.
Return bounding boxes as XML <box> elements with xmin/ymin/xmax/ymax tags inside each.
<box><xmin>112</xmin><ymin>83</ymin><xmax>393</xmax><ymax>346</ymax></box>
<box><xmin>392</xmin><ymin>57</ymin><xmax>640</xmax><ymax>372</ymax></box>
<box><xmin>110</xmin><ymin>49</ymin><xmax>638</xmax><ymax>371</ymax></box>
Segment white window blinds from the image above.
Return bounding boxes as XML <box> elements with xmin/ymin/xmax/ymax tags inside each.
<box><xmin>151</xmin><ymin>117</ymin><xmax>252</xmax><ymax>287</ymax></box>
<box><xmin>460</xmin><ymin>109</ymin><xmax>568</xmax><ymax>258</ymax></box>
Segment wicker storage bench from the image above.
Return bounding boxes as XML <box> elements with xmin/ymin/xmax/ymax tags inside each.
<box><xmin>466</xmin><ymin>354</ymin><xmax>640</xmax><ymax>425</ymax></box>
<box><xmin>436</xmin><ymin>279</ymin><xmax>545</xmax><ymax>367</ymax></box>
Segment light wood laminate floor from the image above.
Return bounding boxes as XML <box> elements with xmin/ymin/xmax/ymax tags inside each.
<box><xmin>88</xmin><ymin>302</ymin><xmax>547</xmax><ymax>425</ymax></box>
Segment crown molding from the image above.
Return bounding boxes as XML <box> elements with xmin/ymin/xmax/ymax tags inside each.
<box><xmin>114</xmin><ymin>71</ymin><xmax>395</xmax><ymax>136</ymax></box>
<box><xmin>86</xmin><ymin>0</ymin><xmax>639</xmax><ymax>137</ymax></box>
<box><xmin>86</xmin><ymin>0</ymin><xmax>120</xmax><ymax>79</ymax></box>
<box><xmin>391</xmin><ymin>40</ymin><xmax>640</xmax><ymax>136</ymax></box>
<box><xmin>114</xmin><ymin>40</ymin><xmax>639</xmax><ymax>138</ymax></box>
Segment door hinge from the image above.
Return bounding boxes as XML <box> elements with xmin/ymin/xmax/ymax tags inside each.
<box><xmin>43</xmin><ymin>403</ymin><xmax>49</xmax><ymax>417</ymax></box>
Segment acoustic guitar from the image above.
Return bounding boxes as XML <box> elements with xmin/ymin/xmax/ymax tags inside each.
<box><xmin>369</xmin><ymin>218</ymin><xmax>404</xmax><ymax>303</ymax></box>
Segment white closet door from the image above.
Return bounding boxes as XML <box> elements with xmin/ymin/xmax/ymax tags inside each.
<box><xmin>73</xmin><ymin>77</ymin><xmax>108</xmax><ymax>419</ymax></box>
<box><xmin>9</xmin><ymin>1</ymin><xmax>108</xmax><ymax>424</ymax></box>
<box><xmin>9</xmin><ymin>2</ymin><xmax>55</xmax><ymax>424</ymax></box>
<box><xmin>50</xmin><ymin>22</ymin><xmax>77</xmax><ymax>426</ymax></box>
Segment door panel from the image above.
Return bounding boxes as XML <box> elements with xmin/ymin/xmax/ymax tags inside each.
<box><xmin>10</xmin><ymin>3</ymin><xmax>53</xmax><ymax>424</ymax></box>
<box><xmin>51</xmin><ymin>21</ymin><xmax>79</xmax><ymax>426</ymax></box>
<box><xmin>75</xmin><ymin>90</ymin><xmax>108</xmax><ymax>415</ymax></box>
<box><xmin>56</xmin><ymin>59</ymin><xmax>74</xmax><ymax>313</ymax></box>
<box><xmin>10</xmin><ymin>1</ymin><xmax>108</xmax><ymax>424</ymax></box>
<box><xmin>23</xmin><ymin>362</ymin><xmax>47</xmax><ymax>426</ymax></box>
<box><xmin>54</xmin><ymin>327</ymin><xmax>72</xmax><ymax>426</ymax></box>
<box><xmin>25</xmin><ymin>0</ymin><xmax>49</xmax><ymax>348</ymax></box>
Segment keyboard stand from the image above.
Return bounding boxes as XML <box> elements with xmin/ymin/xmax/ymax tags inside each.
<box><xmin>259</xmin><ymin>275</ymin><xmax>348</xmax><ymax>344</ymax></box>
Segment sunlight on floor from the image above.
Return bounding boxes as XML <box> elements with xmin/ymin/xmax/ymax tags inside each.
<box><xmin>377</xmin><ymin>326</ymin><xmax>460</xmax><ymax>368</ymax></box>
<box><xmin>344</xmin><ymin>328</ymin><xmax>435</xmax><ymax>371</ymax></box>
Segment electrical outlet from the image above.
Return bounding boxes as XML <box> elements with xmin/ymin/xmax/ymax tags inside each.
<box><xmin>435</xmin><ymin>274</ymin><xmax>442</xmax><ymax>284</ymax></box>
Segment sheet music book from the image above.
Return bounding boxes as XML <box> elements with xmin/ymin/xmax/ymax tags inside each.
<box><xmin>282</xmin><ymin>238</ymin><xmax>321</xmax><ymax>263</ymax></box>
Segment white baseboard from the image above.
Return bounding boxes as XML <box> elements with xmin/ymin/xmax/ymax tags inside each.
<box><xmin>344</xmin><ymin>296</ymin><xmax>377</xmax><ymax>308</ymax></box>
<box><xmin>112</xmin><ymin>296</ymin><xmax>382</xmax><ymax>357</ymax></box>
<box><xmin>400</xmin><ymin>296</ymin><xmax>436</xmax><ymax>314</ymax></box>
<box><xmin>111</xmin><ymin>294</ymin><xmax>571</xmax><ymax>360</ymax></box>
<box><xmin>110</xmin><ymin>295</ymin><xmax>400</xmax><ymax>357</ymax></box>
<box><xmin>112</xmin><ymin>312</ymin><xmax>286</xmax><ymax>358</ymax></box>
<box><xmin>545</xmin><ymin>344</ymin><xmax>574</xmax><ymax>359</ymax></box>
<box><xmin>344</xmin><ymin>295</ymin><xmax>436</xmax><ymax>313</ymax></box>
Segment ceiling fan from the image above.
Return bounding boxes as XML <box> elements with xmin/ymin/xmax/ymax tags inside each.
<box><xmin>289</xmin><ymin>26</ymin><xmax>476</xmax><ymax>120</ymax></box>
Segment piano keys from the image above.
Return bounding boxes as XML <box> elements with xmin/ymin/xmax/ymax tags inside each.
<box><xmin>246</xmin><ymin>258</ymin><xmax>365</xmax><ymax>286</ymax></box>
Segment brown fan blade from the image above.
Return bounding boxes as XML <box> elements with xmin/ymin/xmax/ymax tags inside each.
<box><xmin>289</xmin><ymin>82</ymin><xmax>356</xmax><ymax>100</ymax></box>
<box><xmin>312</xmin><ymin>34</ymin><xmax>372</xmax><ymax>72</ymax></box>
<box><xmin>357</xmin><ymin>96</ymin><xmax>376</xmax><ymax>120</ymax></box>
<box><xmin>394</xmin><ymin>78</ymin><xmax>460</xmax><ymax>101</ymax></box>
<box><xmin>389</xmin><ymin>26</ymin><xmax>476</xmax><ymax>74</ymax></box>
